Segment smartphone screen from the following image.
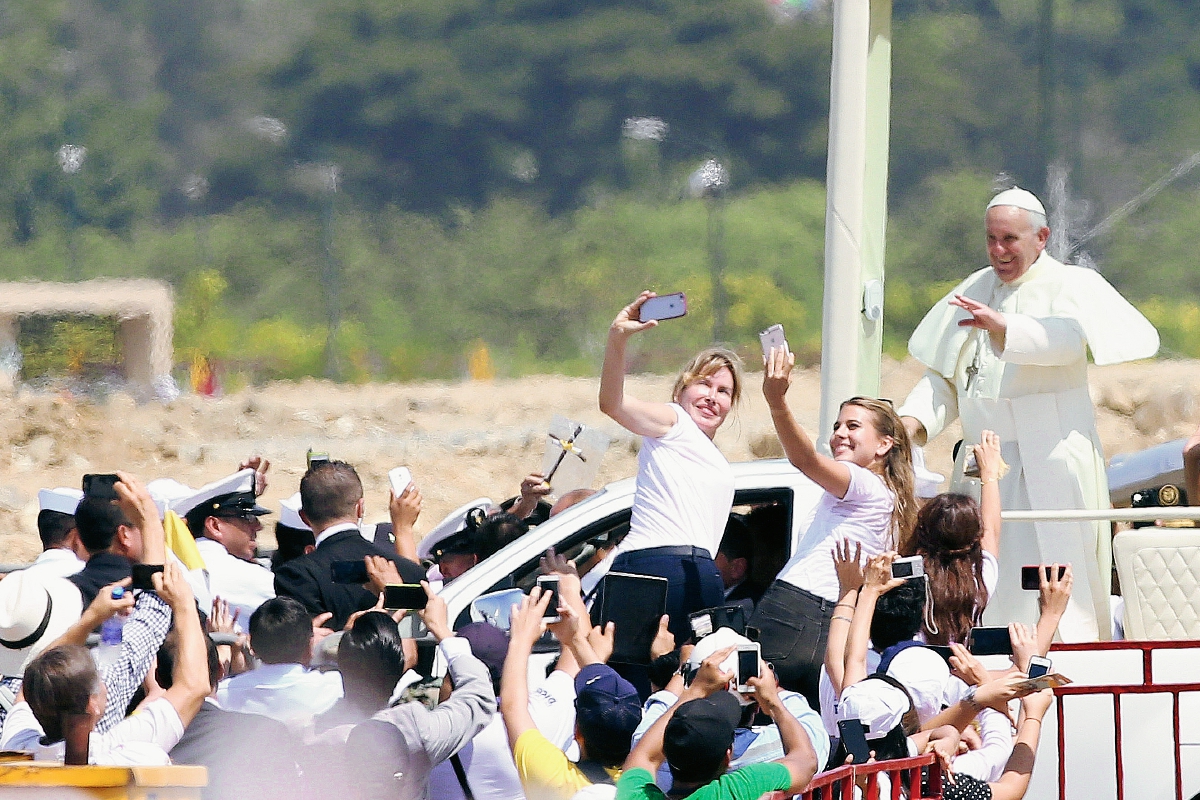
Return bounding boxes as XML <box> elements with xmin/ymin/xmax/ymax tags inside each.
<box><xmin>1027</xmin><ymin>656</ymin><xmax>1052</xmax><ymax>679</ymax></box>
<box><xmin>1021</xmin><ymin>565</ymin><xmax>1067</xmax><ymax>590</ymax></box>
<box><xmin>131</xmin><ymin>563</ymin><xmax>164</xmax><ymax>591</ymax></box>
<box><xmin>537</xmin><ymin>576</ymin><xmax>561</xmax><ymax>622</ymax></box>
<box><xmin>331</xmin><ymin>560</ymin><xmax>369</xmax><ymax>584</ymax></box>
<box><xmin>82</xmin><ymin>474</ymin><xmax>120</xmax><ymax>500</ymax></box>
<box><xmin>837</xmin><ymin>718</ymin><xmax>872</xmax><ymax>765</ymax></box>
<box><xmin>969</xmin><ymin>626</ymin><xmax>1013</xmax><ymax>656</ymax></box>
<box><xmin>638</xmin><ymin>293</ymin><xmax>687</xmax><ymax>322</ymax></box>
<box><xmin>599</xmin><ymin>572</ymin><xmax>669</xmax><ymax>665</ymax></box>
<box><xmin>382</xmin><ymin>584</ymin><xmax>428</xmax><ymax>610</ymax></box>
<box><xmin>736</xmin><ymin>646</ymin><xmax>760</xmax><ymax>690</ymax></box>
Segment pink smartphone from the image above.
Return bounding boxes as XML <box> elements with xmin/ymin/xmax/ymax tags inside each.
<box><xmin>639</xmin><ymin>292</ymin><xmax>687</xmax><ymax>322</ymax></box>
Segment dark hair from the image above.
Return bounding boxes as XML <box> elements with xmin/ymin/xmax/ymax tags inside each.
<box><xmin>73</xmin><ymin>496</ymin><xmax>132</xmax><ymax>554</ymax></box>
<box><xmin>299</xmin><ymin>461</ymin><xmax>363</xmax><ymax>527</ymax></box>
<box><xmin>580</xmin><ymin>720</ymin><xmax>635</xmax><ymax>769</ymax></box>
<box><xmin>23</xmin><ymin>645</ymin><xmax>98</xmax><ymax>743</ymax></box>
<box><xmin>271</xmin><ymin>523</ymin><xmax>316</xmax><ymax>571</ymax></box>
<box><xmin>902</xmin><ymin>494</ymin><xmax>988</xmax><ymax>645</ymax></box>
<box><xmin>249</xmin><ymin>597</ymin><xmax>313</xmax><ymax>665</ymax></box>
<box><xmin>648</xmin><ymin>650</ymin><xmax>681</xmax><ymax>693</ymax></box>
<box><xmin>37</xmin><ymin>510</ymin><xmax>76</xmax><ymax>550</ymax></box>
<box><xmin>870</xmin><ymin>578</ymin><xmax>927</xmax><ymax>651</ymax></box>
<box><xmin>470</xmin><ymin>512</ymin><xmax>528</xmax><ymax>560</ymax></box>
<box><xmin>338</xmin><ymin>612</ymin><xmax>408</xmax><ymax>706</ymax></box>
<box><xmin>183</xmin><ymin>507</ymin><xmax>217</xmax><ymax>540</ymax></box>
<box><xmin>157</xmin><ymin>629</ymin><xmax>223</xmax><ymax>692</ymax></box>
<box><xmin>717</xmin><ymin>515</ymin><xmax>753</xmax><ymax>562</ymax></box>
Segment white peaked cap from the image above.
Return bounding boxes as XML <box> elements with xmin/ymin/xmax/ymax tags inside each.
<box><xmin>147</xmin><ymin>478</ymin><xmax>196</xmax><ymax>519</ymax></box>
<box><xmin>38</xmin><ymin>488</ymin><xmax>83</xmax><ymax>515</ymax></box>
<box><xmin>986</xmin><ymin>187</ymin><xmax>1046</xmax><ymax>216</ymax></box>
<box><xmin>686</xmin><ymin>626</ymin><xmax>753</xmax><ymax>675</ymax></box>
<box><xmin>279</xmin><ymin>492</ymin><xmax>310</xmax><ymax>531</ymax></box>
<box><xmin>837</xmin><ymin>679</ymin><xmax>912</xmax><ymax>740</ymax></box>
<box><xmin>885</xmin><ymin>647</ymin><xmax>951</xmax><ymax>725</ymax></box>
<box><xmin>173</xmin><ymin>469</ymin><xmax>266</xmax><ymax>519</ymax></box>
<box><xmin>417</xmin><ymin>497</ymin><xmax>494</xmax><ymax>560</ymax></box>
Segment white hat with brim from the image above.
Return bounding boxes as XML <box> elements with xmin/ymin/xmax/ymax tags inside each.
<box><xmin>986</xmin><ymin>187</ymin><xmax>1046</xmax><ymax>217</ymax></box>
<box><xmin>885</xmin><ymin>647</ymin><xmax>951</xmax><ymax>725</ymax></box>
<box><xmin>417</xmin><ymin>498</ymin><xmax>493</xmax><ymax>561</ymax></box>
<box><xmin>0</xmin><ymin>571</ymin><xmax>84</xmax><ymax>677</ymax></box>
<box><xmin>147</xmin><ymin>478</ymin><xmax>195</xmax><ymax>519</ymax></box>
<box><xmin>837</xmin><ymin>679</ymin><xmax>912</xmax><ymax>739</ymax></box>
<box><xmin>173</xmin><ymin>469</ymin><xmax>269</xmax><ymax>521</ymax></box>
<box><xmin>38</xmin><ymin>488</ymin><xmax>83</xmax><ymax>516</ymax></box>
<box><xmin>686</xmin><ymin>626</ymin><xmax>753</xmax><ymax>676</ymax></box>
<box><xmin>279</xmin><ymin>492</ymin><xmax>310</xmax><ymax>531</ymax></box>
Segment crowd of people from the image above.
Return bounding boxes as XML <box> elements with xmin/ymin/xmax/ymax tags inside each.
<box><xmin>0</xmin><ymin>187</ymin><xmax>1176</xmax><ymax>800</ymax></box>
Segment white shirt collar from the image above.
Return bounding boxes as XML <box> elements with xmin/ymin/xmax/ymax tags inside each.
<box><xmin>314</xmin><ymin>521</ymin><xmax>361</xmax><ymax>549</ymax></box>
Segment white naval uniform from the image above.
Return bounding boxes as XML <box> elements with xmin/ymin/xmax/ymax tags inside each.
<box><xmin>898</xmin><ymin>252</ymin><xmax>1158</xmax><ymax>641</ymax></box>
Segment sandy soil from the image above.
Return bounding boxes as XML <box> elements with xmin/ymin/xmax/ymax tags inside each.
<box><xmin>2</xmin><ymin>357</ymin><xmax>1197</xmax><ymax>564</ymax></box>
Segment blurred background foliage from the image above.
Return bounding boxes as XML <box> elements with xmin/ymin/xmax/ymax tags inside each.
<box><xmin>2</xmin><ymin>0</ymin><xmax>1200</xmax><ymax>384</ymax></box>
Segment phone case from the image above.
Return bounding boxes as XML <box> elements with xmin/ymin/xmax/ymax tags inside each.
<box><xmin>638</xmin><ymin>293</ymin><xmax>687</xmax><ymax>322</ymax></box>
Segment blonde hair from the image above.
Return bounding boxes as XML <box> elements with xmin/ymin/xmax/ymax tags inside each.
<box><xmin>841</xmin><ymin>397</ymin><xmax>917</xmax><ymax>547</ymax></box>
<box><xmin>671</xmin><ymin>347</ymin><xmax>744</xmax><ymax>407</ymax></box>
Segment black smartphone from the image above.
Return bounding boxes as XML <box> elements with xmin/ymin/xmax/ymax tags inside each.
<box><xmin>1021</xmin><ymin>565</ymin><xmax>1067</xmax><ymax>590</ymax></box>
<box><xmin>331</xmin><ymin>560</ymin><xmax>369</xmax><ymax>584</ymax></box>
<box><xmin>536</xmin><ymin>576</ymin><xmax>561</xmax><ymax>623</ymax></box>
<box><xmin>968</xmin><ymin>626</ymin><xmax>1013</xmax><ymax>656</ymax></box>
<box><xmin>837</xmin><ymin>718</ymin><xmax>872</xmax><ymax>765</ymax></box>
<box><xmin>599</xmin><ymin>572</ymin><xmax>669</xmax><ymax>665</ymax></box>
<box><xmin>382</xmin><ymin>584</ymin><xmax>428</xmax><ymax>610</ymax></box>
<box><xmin>131</xmin><ymin>563</ymin><xmax>164</xmax><ymax>591</ymax></box>
<box><xmin>82</xmin><ymin>474</ymin><xmax>120</xmax><ymax>500</ymax></box>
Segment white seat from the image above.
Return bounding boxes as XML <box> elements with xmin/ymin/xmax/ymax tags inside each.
<box><xmin>1113</xmin><ymin>528</ymin><xmax>1200</xmax><ymax>640</ymax></box>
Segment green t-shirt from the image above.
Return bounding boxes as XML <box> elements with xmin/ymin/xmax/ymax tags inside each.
<box><xmin>615</xmin><ymin>763</ymin><xmax>792</xmax><ymax>800</ymax></box>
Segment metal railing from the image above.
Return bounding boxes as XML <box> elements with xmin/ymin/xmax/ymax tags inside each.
<box><xmin>1003</xmin><ymin>506</ymin><xmax>1200</xmax><ymax>523</ymax></box>
<box><xmin>798</xmin><ymin>753</ymin><xmax>942</xmax><ymax>800</ymax></box>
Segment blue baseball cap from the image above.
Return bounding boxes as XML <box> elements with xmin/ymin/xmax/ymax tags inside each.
<box><xmin>574</xmin><ymin>664</ymin><xmax>642</xmax><ymax>743</ymax></box>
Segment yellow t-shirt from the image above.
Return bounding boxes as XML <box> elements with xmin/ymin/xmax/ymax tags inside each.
<box><xmin>512</xmin><ymin>728</ymin><xmax>621</xmax><ymax>800</ymax></box>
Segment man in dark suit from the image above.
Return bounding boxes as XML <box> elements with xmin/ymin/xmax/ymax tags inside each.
<box><xmin>715</xmin><ymin>516</ymin><xmax>765</xmax><ymax>615</ymax></box>
<box><xmin>274</xmin><ymin>461</ymin><xmax>424</xmax><ymax>629</ymax></box>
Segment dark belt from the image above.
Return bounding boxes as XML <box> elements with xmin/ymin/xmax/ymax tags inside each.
<box><xmin>768</xmin><ymin>578</ymin><xmax>837</xmax><ymax>613</ymax></box>
<box><xmin>617</xmin><ymin>545</ymin><xmax>713</xmax><ymax>560</ymax></box>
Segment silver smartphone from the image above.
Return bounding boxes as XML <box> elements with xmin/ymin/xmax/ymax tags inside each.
<box><xmin>758</xmin><ymin>324</ymin><xmax>787</xmax><ymax>359</ymax></box>
<box><xmin>735</xmin><ymin>643</ymin><xmax>761</xmax><ymax>692</ymax></box>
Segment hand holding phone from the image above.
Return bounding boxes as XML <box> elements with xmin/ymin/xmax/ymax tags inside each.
<box><xmin>837</xmin><ymin>718</ymin><xmax>872</xmax><ymax>765</ymax></box>
<box><xmin>388</xmin><ymin>467</ymin><xmax>413</xmax><ymax>496</ymax></box>
<box><xmin>1027</xmin><ymin>655</ymin><xmax>1052</xmax><ymax>679</ymax></box>
<box><xmin>82</xmin><ymin>474</ymin><xmax>120</xmax><ymax>500</ymax></box>
<box><xmin>1021</xmin><ymin>565</ymin><xmax>1068</xmax><ymax>590</ymax></box>
<box><xmin>735</xmin><ymin>643</ymin><xmax>761</xmax><ymax>693</ymax></box>
<box><xmin>968</xmin><ymin>626</ymin><xmax>1013</xmax><ymax>656</ymax></box>
<box><xmin>537</xmin><ymin>575</ymin><xmax>561</xmax><ymax>623</ymax></box>
<box><xmin>382</xmin><ymin>584</ymin><xmax>428</xmax><ymax>610</ymax></box>
<box><xmin>759</xmin><ymin>324</ymin><xmax>788</xmax><ymax>360</ymax></box>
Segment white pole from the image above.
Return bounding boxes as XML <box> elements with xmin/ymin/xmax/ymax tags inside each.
<box><xmin>819</xmin><ymin>0</ymin><xmax>892</xmax><ymax>449</ymax></box>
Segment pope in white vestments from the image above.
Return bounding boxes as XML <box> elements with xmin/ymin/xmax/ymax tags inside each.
<box><xmin>897</xmin><ymin>188</ymin><xmax>1159</xmax><ymax>641</ymax></box>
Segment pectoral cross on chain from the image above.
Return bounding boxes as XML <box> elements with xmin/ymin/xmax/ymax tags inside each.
<box><xmin>965</xmin><ymin>361</ymin><xmax>980</xmax><ymax>392</ymax></box>
<box><xmin>546</xmin><ymin>424</ymin><xmax>588</xmax><ymax>483</ymax></box>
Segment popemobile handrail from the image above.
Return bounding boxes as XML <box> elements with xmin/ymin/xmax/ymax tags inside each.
<box><xmin>1002</xmin><ymin>506</ymin><xmax>1200</xmax><ymax>522</ymax></box>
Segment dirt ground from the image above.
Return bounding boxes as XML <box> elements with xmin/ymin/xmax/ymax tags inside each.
<box><xmin>2</xmin><ymin>356</ymin><xmax>1197</xmax><ymax>564</ymax></box>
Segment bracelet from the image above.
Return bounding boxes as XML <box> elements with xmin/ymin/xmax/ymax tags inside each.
<box><xmin>832</xmin><ymin>615</ymin><xmax>854</xmax><ymax>624</ymax></box>
<box><xmin>980</xmin><ymin>477</ymin><xmax>998</xmax><ymax>484</ymax></box>
<box><xmin>835</xmin><ymin>602</ymin><xmax>856</xmax><ymax>611</ymax></box>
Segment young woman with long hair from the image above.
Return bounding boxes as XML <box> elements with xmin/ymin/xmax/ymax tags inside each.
<box><xmin>748</xmin><ymin>345</ymin><xmax>917</xmax><ymax>710</ymax></box>
<box><xmin>900</xmin><ymin>431</ymin><xmax>1003</xmax><ymax>644</ymax></box>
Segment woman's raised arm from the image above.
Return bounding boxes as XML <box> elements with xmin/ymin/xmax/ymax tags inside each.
<box><xmin>599</xmin><ymin>291</ymin><xmax>678</xmax><ymax>438</ymax></box>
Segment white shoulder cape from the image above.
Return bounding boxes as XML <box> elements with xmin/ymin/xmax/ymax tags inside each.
<box><xmin>907</xmin><ymin>254</ymin><xmax>1159</xmax><ymax>378</ymax></box>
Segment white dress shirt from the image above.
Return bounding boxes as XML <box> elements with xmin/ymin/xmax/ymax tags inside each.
<box><xmin>217</xmin><ymin>663</ymin><xmax>343</xmax><ymax>729</ymax></box>
<box><xmin>195</xmin><ymin>538</ymin><xmax>276</xmax><ymax>625</ymax></box>
<box><xmin>25</xmin><ymin>548</ymin><xmax>85</xmax><ymax>579</ymax></box>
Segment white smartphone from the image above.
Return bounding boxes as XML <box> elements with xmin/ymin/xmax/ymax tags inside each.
<box><xmin>388</xmin><ymin>467</ymin><xmax>413</xmax><ymax>496</ymax></box>
<box><xmin>759</xmin><ymin>324</ymin><xmax>787</xmax><ymax>359</ymax></box>
<box><xmin>735</xmin><ymin>643</ymin><xmax>761</xmax><ymax>692</ymax></box>
<box><xmin>1028</xmin><ymin>655</ymin><xmax>1052</xmax><ymax>679</ymax></box>
<box><xmin>638</xmin><ymin>292</ymin><xmax>687</xmax><ymax>322</ymax></box>
<box><xmin>536</xmin><ymin>575</ymin><xmax>562</xmax><ymax>624</ymax></box>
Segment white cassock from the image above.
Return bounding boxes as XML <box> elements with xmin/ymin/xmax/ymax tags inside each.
<box><xmin>897</xmin><ymin>252</ymin><xmax>1159</xmax><ymax>641</ymax></box>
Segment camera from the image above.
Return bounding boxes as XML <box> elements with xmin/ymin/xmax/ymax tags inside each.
<box><xmin>891</xmin><ymin>555</ymin><xmax>925</xmax><ymax>580</ymax></box>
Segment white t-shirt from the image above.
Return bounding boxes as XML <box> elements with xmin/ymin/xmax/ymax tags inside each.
<box><xmin>427</xmin><ymin>714</ymin><xmax>525</xmax><ymax>800</ymax></box>
<box><xmin>0</xmin><ymin>697</ymin><xmax>183</xmax><ymax>765</ymax></box>
<box><xmin>777</xmin><ymin>463</ymin><xmax>895</xmax><ymax>601</ymax></box>
<box><xmin>617</xmin><ymin>403</ymin><xmax>735</xmax><ymax>559</ymax></box>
